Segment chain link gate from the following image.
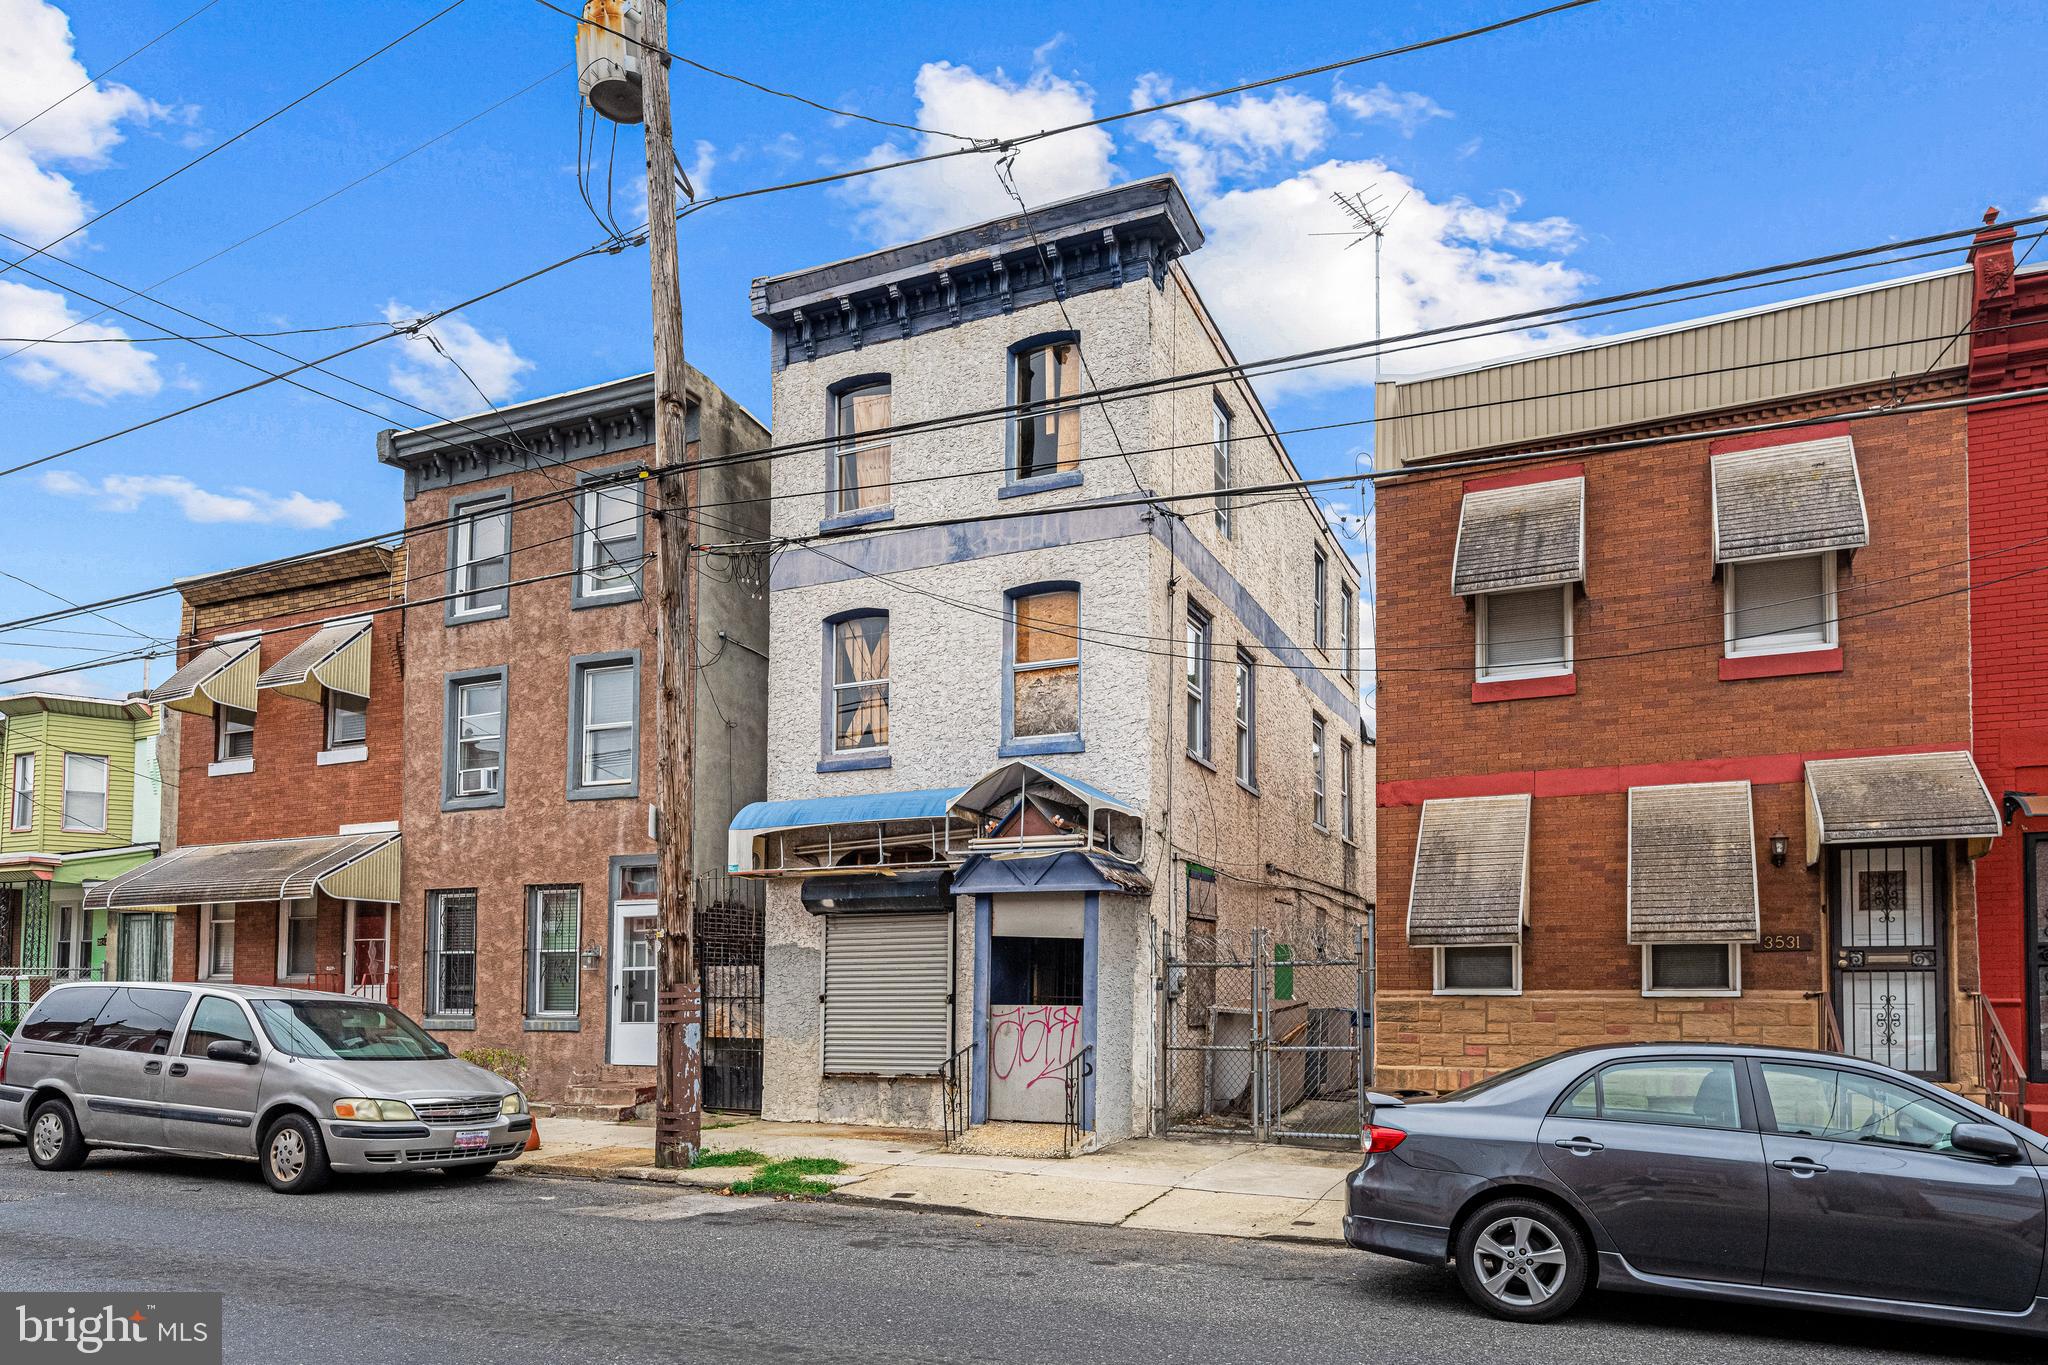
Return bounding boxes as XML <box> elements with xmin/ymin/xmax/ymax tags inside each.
<box><xmin>1160</xmin><ymin>920</ymin><xmax>1369</xmax><ymax>1145</ymax></box>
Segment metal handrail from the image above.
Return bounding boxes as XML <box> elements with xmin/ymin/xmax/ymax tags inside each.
<box><xmin>1814</xmin><ymin>989</ymin><xmax>1845</xmax><ymax>1054</ymax></box>
<box><xmin>1971</xmin><ymin>992</ymin><xmax>2030</xmax><ymax>1123</ymax></box>
<box><xmin>1061</xmin><ymin>1044</ymin><xmax>1095</xmax><ymax>1157</ymax></box>
<box><xmin>939</xmin><ymin>1041</ymin><xmax>975</xmax><ymax>1147</ymax></box>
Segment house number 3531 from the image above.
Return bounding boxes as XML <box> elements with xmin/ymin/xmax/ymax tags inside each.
<box><xmin>1756</xmin><ymin>933</ymin><xmax>1811</xmax><ymax>952</ymax></box>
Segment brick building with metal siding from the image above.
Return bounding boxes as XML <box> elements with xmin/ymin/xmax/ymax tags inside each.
<box><xmin>1373</xmin><ymin>264</ymin><xmax>2002</xmax><ymax>1096</ymax></box>
<box><xmin>379</xmin><ymin>369</ymin><xmax>770</xmax><ymax>1109</ymax></box>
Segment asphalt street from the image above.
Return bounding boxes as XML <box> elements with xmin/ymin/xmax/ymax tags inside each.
<box><xmin>0</xmin><ymin>1138</ymin><xmax>2032</xmax><ymax>1365</ymax></box>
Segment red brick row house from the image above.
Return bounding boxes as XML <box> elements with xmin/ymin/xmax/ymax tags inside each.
<box><xmin>1373</xmin><ymin>255</ymin><xmax>2014</xmax><ymax>1097</ymax></box>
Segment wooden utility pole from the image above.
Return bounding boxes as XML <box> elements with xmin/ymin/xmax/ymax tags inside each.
<box><xmin>638</xmin><ymin>0</ymin><xmax>702</xmax><ymax>1169</ymax></box>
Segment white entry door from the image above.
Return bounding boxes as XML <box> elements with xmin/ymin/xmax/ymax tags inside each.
<box><xmin>610</xmin><ymin>898</ymin><xmax>658</xmax><ymax>1066</ymax></box>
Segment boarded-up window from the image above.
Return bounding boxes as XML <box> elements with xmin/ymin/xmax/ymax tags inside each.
<box><xmin>832</xmin><ymin>614</ymin><xmax>890</xmax><ymax>751</ymax></box>
<box><xmin>1015</xmin><ymin>342</ymin><xmax>1081</xmax><ymax>480</ymax></box>
<box><xmin>834</xmin><ymin>383</ymin><xmax>892</xmax><ymax>513</ymax></box>
<box><xmin>823</xmin><ymin>912</ymin><xmax>951</xmax><ymax>1075</ymax></box>
<box><xmin>1011</xmin><ymin>589</ymin><xmax>1079</xmax><ymax>738</ymax></box>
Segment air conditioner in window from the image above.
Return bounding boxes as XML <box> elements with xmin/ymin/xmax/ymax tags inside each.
<box><xmin>457</xmin><ymin>768</ymin><xmax>499</xmax><ymax>796</ymax></box>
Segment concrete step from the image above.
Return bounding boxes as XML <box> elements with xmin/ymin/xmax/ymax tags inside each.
<box><xmin>947</xmin><ymin>1121</ymin><xmax>1085</xmax><ymax>1159</ymax></box>
<box><xmin>551</xmin><ymin>1082</ymin><xmax>656</xmax><ymax>1124</ymax></box>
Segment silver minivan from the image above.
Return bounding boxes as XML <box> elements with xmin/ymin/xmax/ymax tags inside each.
<box><xmin>0</xmin><ymin>982</ymin><xmax>529</xmax><ymax>1193</ymax></box>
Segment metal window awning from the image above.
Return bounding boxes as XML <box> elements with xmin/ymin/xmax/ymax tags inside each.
<box><xmin>1406</xmin><ymin>794</ymin><xmax>1531</xmax><ymax>947</ymax></box>
<box><xmin>1711</xmin><ymin>435</ymin><xmax>1868</xmax><ymax>563</ymax></box>
<box><xmin>727</xmin><ymin>787</ymin><xmax>969</xmax><ymax>876</ymax></box>
<box><xmin>1804</xmin><ymin>750</ymin><xmax>2000</xmax><ymax>864</ymax></box>
<box><xmin>1451</xmin><ymin>476</ymin><xmax>1584</xmax><ymax>596</ymax></box>
<box><xmin>84</xmin><ymin>833</ymin><xmax>400</xmax><ymax>909</ymax></box>
<box><xmin>148</xmin><ymin>637</ymin><xmax>260</xmax><ymax>717</ymax></box>
<box><xmin>948</xmin><ymin>761</ymin><xmax>1145</xmax><ymax>865</ymax></box>
<box><xmin>257</xmin><ymin>618</ymin><xmax>372</xmax><ymax>703</ymax></box>
<box><xmin>1627</xmin><ymin>781</ymin><xmax>1759</xmax><ymax>944</ymax></box>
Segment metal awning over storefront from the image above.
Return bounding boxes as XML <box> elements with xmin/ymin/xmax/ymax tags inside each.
<box><xmin>1711</xmin><ymin>434</ymin><xmax>1868</xmax><ymax>563</ymax></box>
<box><xmin>1804</xmin><ymin>751</ymin><xmax>2000</xmax><ymax>864</ymax></box>
<box><xmin>84</xmin><ymin>833</ymin><xmax>400</xmax><ymax>909</ymax></box>
<box><xmin>1450</xmin><ymin>476</ymin><xmax>1585</xmax><ymax>597</ymax></box>
<box><xmin>727</xmin><ymin>788</ymin><xmax>970</xmax><ymax>876</ymax></box>
<box><xmin>1406</xmin><ymin>794</ymin><xmax>1531</xmax><ymax>946</ymax></box>
<box><xmin>1627</xmin><ymin>781</ymin><xmax>1760</xmax><ymax>943</ymax></box>
<box><xmin>148</xmin><ymin>637</ymin><xmax>260</xmax><ymax>717</ymax></box>
<box><xmin>257</xmin><ymin>618</ymin><xmax>372</xmax><ymax>703</ymax></box>
<box><xmin>949</xmin><ymin>761</ymin><xmax>1145</xmax><ymax>865</ymax></box>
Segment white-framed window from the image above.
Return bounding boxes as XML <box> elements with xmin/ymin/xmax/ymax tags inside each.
<box><xmin>1184</xmin><ymin>605</ymin><xmax>1211</xmax><ymax>761</ymax></box>
<box><xmin>1340</xmin><ymin>584</ymin><xmax>1355</xmax><ymax>683</ymax></box>
<box><xmin>60</xmin><ymin>753</ymin><xmax>108</xmax><ymax>833</ymax></box>
<box><xmin>1476</xmin><ymin>585</ymin><xmax>1573</xmax><ymax>680</ymax></box>
<box><xmin>833</xmin><ymin>381</ymin><xmax>893</xmax><ymax>515</ymax></box>
<box><xmin>1008</xmin><ymin>587</ymin><xmax>1081</xmax><ymax>741</ymax></box>
<box><xmin>1311</xmin><ymin>715</ymin><xmax>1328</xmax><ymax>831</ymax></box>
<box><xmin>200</xmin><ymin>904</ymin><xmax>236</xmax><ymax>980</ymax></box>
<box><xmin>454</xmin><ymin>679</ymin><xmax>503</xmax><ymax>798</ymax></box>
<box><xmin>1434</xmin><ymin>944</ymin><xmax>1522</xmax><ymax>995</ymax></box>
<box><xmin>1212</xmin><ymin>396</ymin><xmax>1233</xmax><ymax>538</ymax></box>
<box><xmin>1013</xmin><ymin>341</ymin><xmax>1081</xmax><ymax>482</ymax></box>
<box><xmin>1340</xmin><ymin>739</ymin><xmax>1355</xmax><ymax>843</ymax></box>
<box><xmin>1233</xmin><ymin>649</ymin><xmax>1256</xmax><ymax>789</ymax></box>
<box><xmin>9</xmin><ymin>752</ymin><xmax>32</xmax><ymax>832</ymax></box>
<box><xmin>831</xmin><ymin>613</ymin><xmax>890</xmax><ymax>753</ymax></box>
<box><xmin>277</xmin><ymin>899</ymin><xmax>316</xmax><ymax>981</ymax></box>
<box><xmin>215</xmin><ymin>706</ymin><xmax>255</xmax><ymax>762</ymax></box>
<box><xmin>576</xmin><ymin>662</ymin><xmax>636</xmax><ymax>788</ymax></box>
<box><xmin>578</xmin><ymin>483</ymin><xmax>641</xmax><ymax>598</ymax></box>
<box><xmin>325</xmin><ymin>692</ymin><xmax>368</xmax><ymax>750</ymax></box>
<box><xmin>451</xmin><ymin>497</ymin><xmax>511</xmax><ymax>617</ymax></box>
<box><xmin>1312</xmin><ymin>549</ymin><xmax>1329</xmax><ymax>650</ymax></box>
<box><xmin>1643</xmin><ymin>942</ymin><xmax>1741</xmax><ymax>997</ymax></box>
<box><xmin>527</xmin><ymin>886</ymin><xmax>581</xmax><ymax>1018</ymax></box>
<box><xmin>427</xmin><ymin>890</ymin><xmax>477</xmax><ymax>1017</ymax></box>
<box><xmin>1724</xmin><ymin>553</ymin><xmax>1836</xmax><ymax>657</ymax></box>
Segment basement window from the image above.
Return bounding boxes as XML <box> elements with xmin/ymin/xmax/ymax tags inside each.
<box><xmin>1434</xmin><ymin>944</ymin><xmax>1521</xmax><ymax>995</ymax></box>
<box><xmin>1644</xmin><ymin>943</ymin><xmax>1740</xmax><ymax>997</ymax></box>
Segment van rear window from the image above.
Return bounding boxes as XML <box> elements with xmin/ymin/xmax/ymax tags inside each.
<box><xmin>18</xmin><ymin>986</ymin><xmax>115</xmax><ymax>1044</ymax></box>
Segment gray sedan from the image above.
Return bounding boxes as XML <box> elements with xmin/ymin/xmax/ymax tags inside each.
<box><xmin>1345</xmin><ymin>1043</ymin><xmax>2048</xmax><ymax>1337</ymax></box>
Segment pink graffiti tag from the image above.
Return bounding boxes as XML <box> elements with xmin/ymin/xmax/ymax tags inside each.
<box><xmin>988</xmin><ymin>1005</ymin><xmax>1083</xmax><ymax>1089</ymax></box>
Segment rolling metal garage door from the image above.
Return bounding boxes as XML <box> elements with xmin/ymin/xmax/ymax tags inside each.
<box><xmin>823</xmin><ymin>911</ymin><xmax>952</xmax><ymax>1076</ymax></box>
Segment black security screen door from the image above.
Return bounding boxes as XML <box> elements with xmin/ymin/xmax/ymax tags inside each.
<box><xmin>2028</xmin><ymin>835</ymin><xmax>2048</xmax><ymax>1082</ymax></box>
<box><xmin>1831</xmin><ymin>844</ymin><xmax>1947</xmax><ymax>1080</ymax></box>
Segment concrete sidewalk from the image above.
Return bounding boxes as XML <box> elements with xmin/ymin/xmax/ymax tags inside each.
<box><xmin>512</xmin><ymin>1115</ymin><xmax>1357</xmax><ymax>1244</ymax></box>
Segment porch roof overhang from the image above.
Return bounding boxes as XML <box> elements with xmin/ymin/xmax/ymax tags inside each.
<box><xmin>257</xmin><ymin>618</ymin><xmax>372</xmax><ymax>703</ymax></box>
<box><xmin>1406</xmin><ymin>794</ymin><xmax>1531</xmax><ymax>947</ymax></box>
<box><xmin>952</xmin><ymin>850</ymin><xmax>1154</xmax><ymax>897</ymax></box>
<box><xmin>148</xmin><ymin>637</ymin><xmax>260</xmax><ymax>718</ymax></box>
<box><xmin>1803</xmin><ymin>751</ymin><xmax>2000</xmax><ymax>864</ymax></box>
<box><xmin>1627</xmin><ymin>781</ymin><xmax>1760</xmax><ymax>944</ymax></box>
<box><xmin>83</xmin><ymin>832</ymin><xmax>400</xmax><ymax>909</ymax></box>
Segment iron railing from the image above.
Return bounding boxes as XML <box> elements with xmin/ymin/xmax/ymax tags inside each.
<box><xmin>309</xmin><ymin>970</ymin><xmax>398</xmax><ymax>1006</ymax></box>
<box><xmin>1973</xmin><ymin>993</ymin><xmax>2030</xmax><ymax>1123</ymax></box>
<box><xmin>1813</xmin><ymin>989</ymin><xmax>1846</xmax><ymax>1055</ymax></box>
<box><xmin>0</xmin><ymin>967</ymin><xmax>100</xmax><ymax>1027</ymax></box>
<box><xmin>1061</xmin><ymin>1044</ymin><xmax>1095</xmax><ymax>1157</ymax></box>
<box><xmin>940</xmin><ymin>1041</ymin><xmax>976</xmax><ymax>1147</ymax></box>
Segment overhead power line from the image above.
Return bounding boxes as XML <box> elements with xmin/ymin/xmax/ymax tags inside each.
<box><xmin>0</xmin><ymin>0</ymin><xmax>224</xmax><ymax>145</ymax></box>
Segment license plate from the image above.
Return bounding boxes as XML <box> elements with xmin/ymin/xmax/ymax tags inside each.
<box><xmin>454</xmin><ymin>1130</ymin><xmax>490</xmax><ymax>1152</ymax></box>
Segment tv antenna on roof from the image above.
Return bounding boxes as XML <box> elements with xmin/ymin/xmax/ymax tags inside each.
<box><xmin>1326</xmin><ymin>187</ymin><xmax>1408</xmax><ymax>385</ymax></box>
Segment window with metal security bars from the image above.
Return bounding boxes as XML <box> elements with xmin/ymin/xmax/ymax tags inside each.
<box><xmin>1477</xmin><ymin>585</ymin><xmax>1572</xmax><ymax>679</ymax></box>
<box><xmin>527</xmin><ymin>886</ymin><xmax>581</xmax><ymax>1018</ymax></box>
<box><xmin>10</xmin><ymin>753</ymin><xmax>31</xmax><ymax>831</ymax></box>
<box><xmin>832</xmin><ymin>614</ymin><xmax>889</xmax><ymax>752</ymax></box>
<box><xmin>429</xmin><ymin>890</ymin><xmax>477</xmax><ymax>1017</ymax></box>
<box><xmin>326</xmin><ymin>692</ymin><xmax>368</xmax><ymax>749</ymax></box>
<box><xmin>822</xmin><ymin>911</ymin><xmax>950</xmax><ymax>1076</ymax></box>
<box><xmin>61</xmin><ymin>753</ymin><xmax>107</xmax><ymax>833</ymax></box>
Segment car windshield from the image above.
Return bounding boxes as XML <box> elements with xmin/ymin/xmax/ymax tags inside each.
<box><xmin>251</xmin><ymin>1000</ymin><xmax>446</xmax><ymax>1061</ymax></box>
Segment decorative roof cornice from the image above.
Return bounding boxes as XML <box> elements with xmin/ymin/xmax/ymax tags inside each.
<box><xmin>750</xmin><ymin>176</ymin><xmax>1204</xmax><ymax>369</ymax></box>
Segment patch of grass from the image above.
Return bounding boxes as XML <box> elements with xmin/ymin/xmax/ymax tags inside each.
<box><xmin>705</xmin><ymin>1120</ymin><xmax>739</xmax><ymax>1131</ymax></box>
<box><xmin>690</xmin><ymin>1147</ymin><xmax>767</xmax><ymax>1169</ymax></box>
<box><xmin>766</xmin><ymin>1156</ymin><xmax>847</xmax><ymax>1177</ymax></box>
<box><xmin>728</xmin><ymin>1161</ymin><xmax>834</xmax><ymax>1199</ymax></box>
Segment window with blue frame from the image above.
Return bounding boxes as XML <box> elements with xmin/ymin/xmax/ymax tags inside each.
<box><xmin>1012</xmin><ymin>340</ymin><xmax>1081</xmax><ymax>482</ymax></box>
<box><xmin>831</xmin><ymin>612</ymin><xmax>890</xmax><ymax>752</ymax></box>
<box><xmin>832</xmin><ymin>381</ymin><xmax>893</xmax><ymax>516</ymax></box>
<box><xmin>1008</xmin><ymin>587</ymin><xmax>1080</xmax><ymax>745</ymax></box>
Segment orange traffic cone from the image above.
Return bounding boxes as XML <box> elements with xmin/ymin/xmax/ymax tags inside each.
<box><xmin>525</xmin><ymin>1117</ymin><xmax>542</xmax><ymax>1153</ymax></box>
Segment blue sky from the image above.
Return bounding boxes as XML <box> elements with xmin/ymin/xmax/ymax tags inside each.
<box><xmin>2</xmin><ymin>0</ymin><xmax>2043</xmax><ymax>704</ymax></box>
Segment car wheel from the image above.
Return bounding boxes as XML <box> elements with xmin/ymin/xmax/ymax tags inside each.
<box><xmin>441</xmin><ymin>1162</ymin><xmax>499</xmax><ymax>1181</ymax></box>
<box><xmin>261</xmin><ymin>1114</ymin><xmax>332</xmax><ymax>1195</ymax></box>
<box><xmin>26</xmin><ymin>1098</ymin><xmax>86</xmax><ymax>1172</ymax></box>
<box><xmin>1453</xmin><ymin>1198</ymin><xmax>1589</xmax><ymax>1323</ymax></box>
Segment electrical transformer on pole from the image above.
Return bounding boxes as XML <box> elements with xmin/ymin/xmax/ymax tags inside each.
<box><xmin>577</xmin><ymin>0</ymin><xmax>701</xmax><ymax>1168</ymax></box>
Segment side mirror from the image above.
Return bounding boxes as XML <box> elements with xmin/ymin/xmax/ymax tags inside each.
<box><xmin>206</xmin><ymin>1039</ymin><xmax>260</xmax><ymax>1066</ymax></box>
<box><xmin>1952</xmin><ymin>1122</ymin><xmax>2023</xmax><ymax>1161</ymax></box>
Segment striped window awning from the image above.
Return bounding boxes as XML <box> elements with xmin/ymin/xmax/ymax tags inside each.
<box><xmin>1711</xmin><ymin>435</ymin><xmax>1868</xmax><ymax>563</ymax></box>
<box><xmin>84</xmin><ymin>832</ymin><xmax>400</xmax><ymax>909</ymax></box>
<box><xmin>1627</xmin><ymin>781</ymin><xmax>1759</xmax><ymax>944</ymax></box>
<box><xmin>1804</xmin><ymin>751</ymin><xmax>1999</xmax><ymax>861</ymax></box>
<box><xmin>1451</xmin><ymin>477</ymin><xmax>1585</xmax><ymax>596</ymax></box>
<box><xmin>149</xmin><ymin>638</ymin><xmax>259</xmax><ymax>717</ymax></box>
<box><xmin>258</xmin><ymin>618</ymin><xmax>372</xmax><ymax>703</ymax></box>
<box><xmin>1406</xmin><ymin>794</ymin><xmax>1531</xmax><ymax>947</ymax></box>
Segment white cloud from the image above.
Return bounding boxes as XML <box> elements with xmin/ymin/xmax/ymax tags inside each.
<box><xmin>1131</xmin><ymin>76</ymin><xmax>1331</xmax><ymax>200</ymax></box>
<box><xmin>0</xmin><ymin>279</ymin><xmax>161</xmax><ymax>399</ymax></box>
<box><xmin>0</xmin><ymin>656</ymin><xmax>113</xmax><ymax>697</ymax></box>
<box><xmin>0</xmin><ymin>0</ymin><xmax>174</xmax><ymax>243</ymax></box>
<box><xmin>1333</xmin><ymin>81</ymin><xmax>1452</xmax><ymax>137</ymax></box>
<box><xmin>380</xmin><ymin>303</ymin><xmax>535</xmax><ymax>416</ymax></box>
<box><xmin>39</xmin><ymin>470</ymin><xmax>345</xmax><ymax>529</ymax></box>
<box><xmin>846</xmin><ymin>60</ymin><xmax>1116</xmax><ymax>241</ymax></box>
<box><xmin>2032</xmin><ymin>195</ymin><xmax>2048</xmax><ymax>216</ymax></box>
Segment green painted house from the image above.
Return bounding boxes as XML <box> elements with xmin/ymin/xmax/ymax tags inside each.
<box><xmin>0</xmin><ymin>693</ymin><xmax>168</xmax><ymax>1027</ymax></box>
